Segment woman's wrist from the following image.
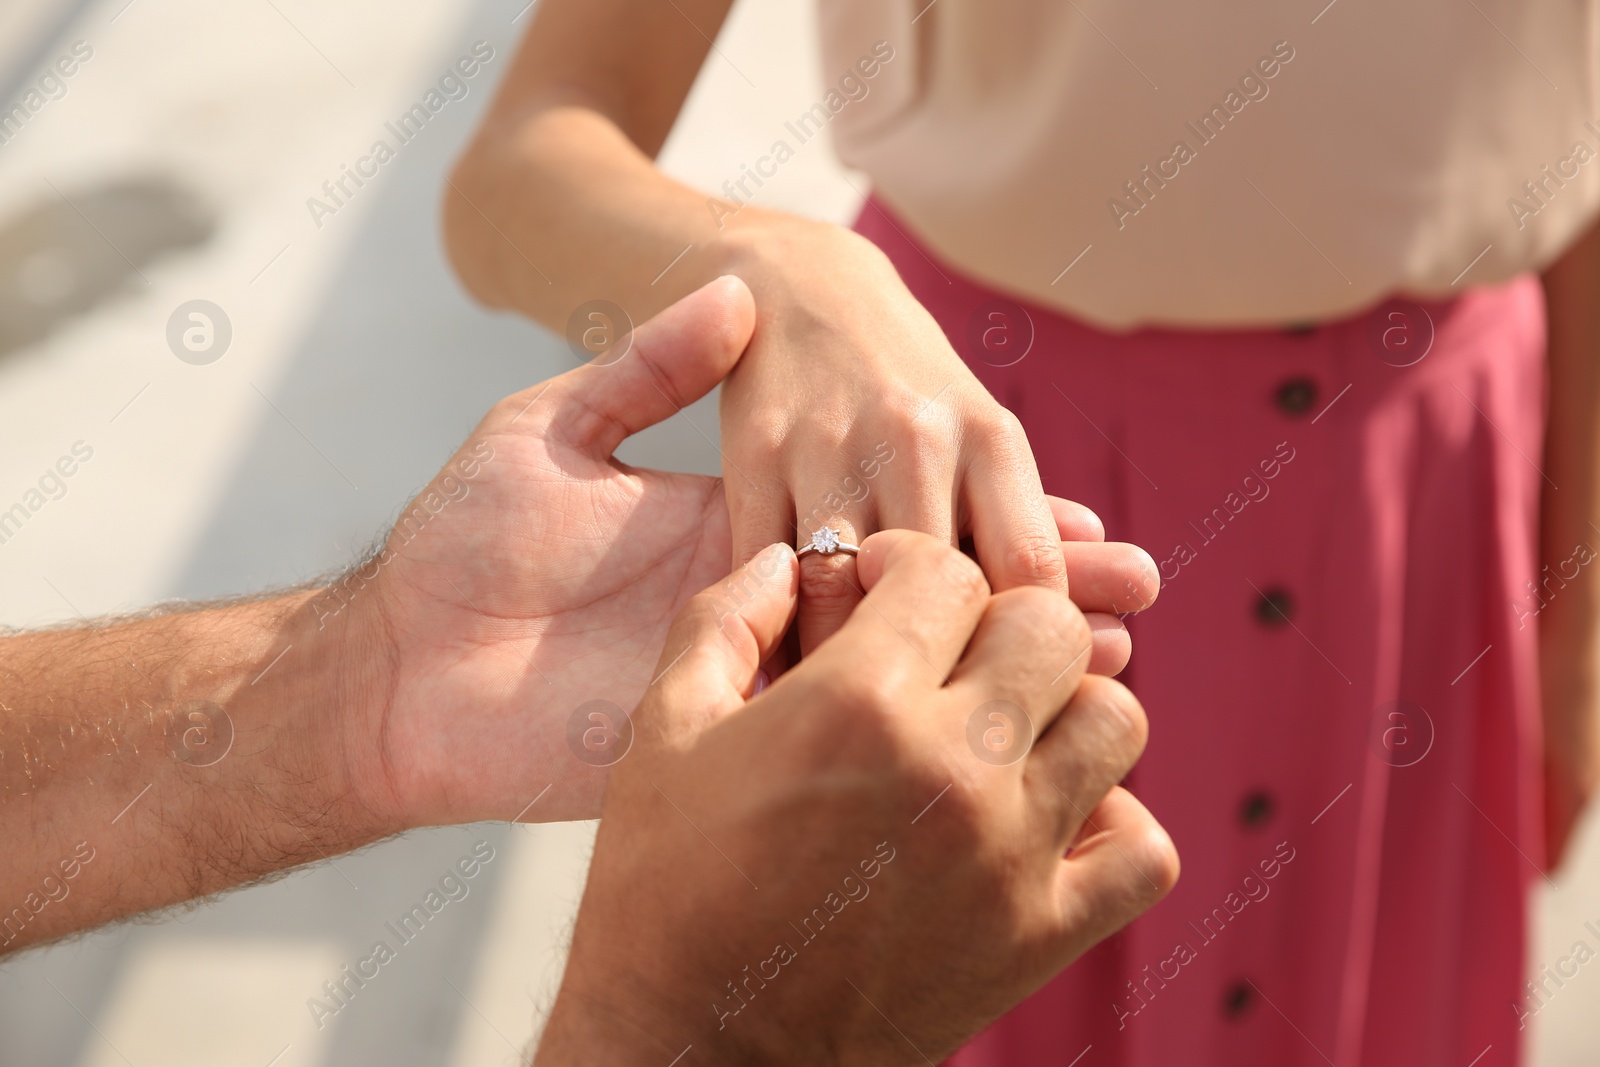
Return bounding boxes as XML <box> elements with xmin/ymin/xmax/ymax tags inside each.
<box><xmin>709</xmin><ymin>209</ymin><xmax>896</xmax><ymax>296</ymax></box>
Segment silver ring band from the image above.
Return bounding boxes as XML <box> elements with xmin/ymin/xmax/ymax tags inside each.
<box><xmin>797</xmin><ymin>525</ymin><xmax>860</xmax><ymax>559</ymax></box>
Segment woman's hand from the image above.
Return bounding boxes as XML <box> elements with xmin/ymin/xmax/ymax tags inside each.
<box><xmin>349</xmin><ymin>278</ymin><xmax>1158</xmax><ymax>831</ymax></box>
<box><xmin>718</xmin><ymin>217</ymin><xmax>1073</xmax><ymax>652</ymax></box>
<box><xmin>446</xmin><ymin>2</ymin><xmax>1091</xmax><ymax>657</ymax></box>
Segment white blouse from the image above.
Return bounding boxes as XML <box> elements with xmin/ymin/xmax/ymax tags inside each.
<box><xmin>819</xmin><ymin>0</ymin><xmax>1600</xmax><ymax>328</ymax></box>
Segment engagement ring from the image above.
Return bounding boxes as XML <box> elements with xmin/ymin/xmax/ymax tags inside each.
<box><xmin>797</xmin><ymin>525</ymin><xmax>860</xmax><ymax>559</ymax></box>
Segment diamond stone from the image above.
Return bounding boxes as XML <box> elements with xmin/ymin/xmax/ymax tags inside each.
<box><xmin>810</xmin><ymin>526</ymin><xmax>841</xmax><ymax>554</ymax></box>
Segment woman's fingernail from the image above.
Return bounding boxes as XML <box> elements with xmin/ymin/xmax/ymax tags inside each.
<box><xmin>754</xmin><ymin>669</ymin><xmax>770</xmax><ymax>695</ymax></box>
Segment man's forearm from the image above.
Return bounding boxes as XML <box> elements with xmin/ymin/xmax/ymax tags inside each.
<box><xmin>0</xmin><ymin>588</ymin><xmax>393</xmax><ymax>953</ymax></box>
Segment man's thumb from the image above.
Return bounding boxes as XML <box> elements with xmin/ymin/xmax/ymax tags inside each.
<box><xmin>536</xmin><ymin>276</ymin><xmax>755</xmax><ymax>458</ymax></box>
<box><xmin>640</xmin><ymin>543</ymin><xmax>798</xmax><ymax>741</ymax></box>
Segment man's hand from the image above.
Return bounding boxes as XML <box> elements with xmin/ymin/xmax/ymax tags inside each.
<box><xmin>345</xmin><ymin>277</ymin><xmax>1159</xmax><ymax>828</ymax></box>
<box><xmin>339</xmin><ymin>275</ymin><xmax>757</xmax><ymax>827</ymax></box>
<box><xmin>537</xmin><ymin>531</ymin><xmax>1179</xmax><ymax>1065</ymax></box>
<box><xmin>0</xmin><ymin>278</ymin><xmax>1157</xmax><ymax>952</ymax></box>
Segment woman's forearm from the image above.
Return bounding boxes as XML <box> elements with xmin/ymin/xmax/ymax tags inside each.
<box><xmin>445</xmin><ymin>0</ymin><xmax>1073</xmax><ymax>657</ymax></box>
<box><xmin>447</xmin><ymin>101</ymin><xmax>878</xmax><ymax>329</ymax></box>
<box><xmin>449</xmin><ymin>104</ymin><xmax>705</xmax><ymax>319</ymax></box>
<box><xmin>443</xmin><ymin>0</ymin><xmax>881</xmax><ymax>337</ymax></box>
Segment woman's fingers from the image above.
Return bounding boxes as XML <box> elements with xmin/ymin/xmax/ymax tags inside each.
<box><xmin>875</xmin><ymin>463</ymin><xmax>959</xmax><ymax>548</ymax></box>
<box><xmin>1044</xmin><ymin>495</ymin><xmax>1159</xmax><ymax>617</ymax></box>
<box><xmin>793</xmin><ymin>508</ymin><xmax>872</xmax><ymax>656</ymax></box>
<box><xmin>791</xmin><ymin>431</ymin><xmax>950</xmax><ymax>653</ymax></box>
<box><xmin>868</xmin><ymin>423</ymin><xmax>958</xmax><ymax>546</ymax></box>
<box><xmin>1085</xmin><ymin>613</ymin><xmax>1132</xmax><ymax>675</ymax></box>
<box><xmin>1046</xmin><ymin>495</ymin><xmax>1106</xmax><ymax>543</ymax></box>
<box><xmin>1042</xmin><ymin>495</ymin><xmax>1160</xmax><ymax>617</ymax></box>
<box><xmin>1063</xmin><ymin>542</ymin><xmax>1160</xmax><ymax>615</ymax></box>
<box><xmin>960</xmin><ymin>414</ymin><xmax>1069</xmax><ymax>595</ymax></box>
<box><xmin>727</xmin><ymin>479</ymin><xmax>795</xmax><ymax>570</ymax></box>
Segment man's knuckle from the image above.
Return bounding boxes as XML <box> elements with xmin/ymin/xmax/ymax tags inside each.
<box><xmin>1044</xmin><ymin>587</ymin><xmax>1092</xmax><ymax>650</ymax></box>
<box><xmin>915</xmin><ymin>540</ymin><xmax>988</xmax><ymax>601</ymax></box>
<box><xmin>812</xmin><ymin>673</ymin><xmax>903</xmax><ymax>742</ymax></box>
<box><xmin>1001</xmin><ymin>585</ymin><xmax>1088</xmax><ymax>647</ymax></box>
<box><xmin>1080</xmin><ymin>675</ymin><xmax>1149</xmax><ymax>756</ymax></box>
<box><xmin>929</xmin><ymin>780</ymin><xmax>987</xmax><ymax>835</ymax></box>
<box><xmin>1063</xmin><ymin>601</ymin><xmax>1094</xmax><ymax>655</ymax></box>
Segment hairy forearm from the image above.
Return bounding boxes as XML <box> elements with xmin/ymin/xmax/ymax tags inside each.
<box><xmin>0</xmin><ymin>588</ymin><xmax>392</xmax><ymax>953</ymax></box>
<box><xmin>1540</xmin><ymin>220</ymin><xmax>1600</xmax><ymax>781</ymax></box>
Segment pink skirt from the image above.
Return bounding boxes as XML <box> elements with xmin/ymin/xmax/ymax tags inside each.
<box><xmin>855</xmin><ymin>200</ymin><xmax>1546</xmax><ymax>1067</ymax></box>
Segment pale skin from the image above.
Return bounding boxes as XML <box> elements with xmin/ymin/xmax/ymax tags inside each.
<box><xmin>445</xmin><ymin>0</ymin><xmax>1089</xmax><ymax>661</ymax></box>
<box><xmin>0</xmin><ymin>279</ymin><xmax>1160</xmax><ymax>954</ymax></box>
<box><xmin>448</xmin><ymin>1</ymin><xmax>1600</xmax><ymax>865</ymax></box>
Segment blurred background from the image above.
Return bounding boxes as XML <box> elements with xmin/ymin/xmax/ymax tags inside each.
<box><xmin>0</xmin><ymin>1</ymin><xmax>1597</xmax><ymax>1064</ymax></box>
